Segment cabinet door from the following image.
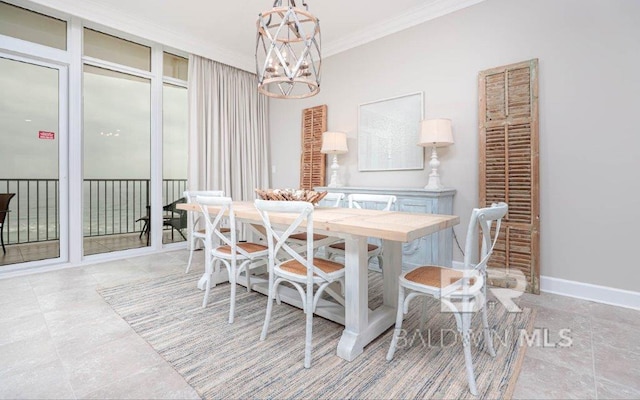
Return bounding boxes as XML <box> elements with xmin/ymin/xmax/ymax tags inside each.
<box><xmin>398</xmin><ymin>197</ymin><xmax>433</xmax><ymax>270</ymax></box>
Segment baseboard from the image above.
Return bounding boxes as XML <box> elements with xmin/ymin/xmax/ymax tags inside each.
<box><xmin>451</xmin><ymin>261</ymin><xmax>640</xmax><ymax>310</ymax></box>
<box><xmin>539</xmin><ymin>275</ymin><xmax>640</xmax><ymax>311</ymax></box>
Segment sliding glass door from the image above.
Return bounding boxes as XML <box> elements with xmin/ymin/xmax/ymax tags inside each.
<box><xmin>82</xmin><ymin>65</ymin><xmax>151</xmax><ymax>255</ymax></box>
<box><xmin>1</xmin><ymin>3</ymin><xmax>190</xmax><ymax>268</ymax></box>
<box><xmin>0</xmin><ymin>56</ymin><xmax>67</xmax><ymax>266</ymax></box>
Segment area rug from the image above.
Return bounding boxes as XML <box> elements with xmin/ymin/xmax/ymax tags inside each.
<box><xmin>98</xmin><ymin>270</ymin><xmax>535</xmax><ymax>399</ymax></box>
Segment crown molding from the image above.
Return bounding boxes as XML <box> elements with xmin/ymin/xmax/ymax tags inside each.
<box><xmin>26</xmin><ymin>0</ymin><xmax>256</xmax><ymax>72</ymax></box>
<box><xmin>323</xmin><ymin>0</ymin><xmax>486</xmax><ymax>58</ymax></box>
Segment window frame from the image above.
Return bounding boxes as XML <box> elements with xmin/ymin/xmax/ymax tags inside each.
<box><xmin>0</xmin><ymin>0</ymin><xmax>191</xmax><ymax>272</ymax></box>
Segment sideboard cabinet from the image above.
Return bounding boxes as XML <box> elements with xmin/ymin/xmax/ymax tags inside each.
<box><xmin>314</xmin><ymin>186</ymin><xmax>456</xmax><ymax>270</ymax></box>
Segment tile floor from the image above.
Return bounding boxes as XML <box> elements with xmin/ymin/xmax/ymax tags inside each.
<box><xmin>0</xmin><ymin>250</ymin><xmax>638</xmax><ymax>399</ymax></box>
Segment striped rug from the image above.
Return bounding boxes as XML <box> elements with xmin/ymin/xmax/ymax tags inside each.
<box><xmin>98</xmin><ymin>270</ymin><xmax>534</xmax><ymax>399</ymax></box>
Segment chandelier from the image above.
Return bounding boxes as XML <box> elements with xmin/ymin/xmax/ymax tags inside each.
<box><xmin>256</xmin><ymin>0</ymin><xmax>321</xmax><ymax>99</ymax></box>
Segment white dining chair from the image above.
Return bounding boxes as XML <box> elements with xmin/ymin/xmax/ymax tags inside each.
<box><xmin>183</xmin><ymin>190</ymin><xmax>224</xmax><ymax>273</ymax></box>
<box><xmin>197</xmin><ymin>196</ymin><xmax>268</xmax><ymax>323</ymax></box>
<box><xmin>326</xmin><ymin>193</ymin><xmax>396</xmax><ymax>271</ymax></box>
<box><xmin>255</xmin><ymin>199</ymin><xmax>345</xmax><ymax>368</ymax></box>
<box><xmin>386</xmin><ymin>202</ymin><xmax>508</xmax><ymax>396</ymax></box>
<box><xmin>316</xmin><ymin>192</ymin><xmax>345</xmax><ymax>208</ymax></box>
<box><xmin>286</xmin><ymin>192</ymin><xmax>344</xmax><ymax>251</ymax></box>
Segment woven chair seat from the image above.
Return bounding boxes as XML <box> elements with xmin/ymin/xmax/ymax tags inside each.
<box><xmin>280</xmin><ymin>257</ymin><xmax>344</xmax><ymax>276</ymax></box>
<box><xmin>329</xmin><ymin>242</ymin><xmax>379</xmax><ymax>252</ymax></box>
<box><xmin>404</xmin><ymin>266</ymin><xmax>477</xmax><ymax>289</ymax></box>
<box><xmin>197</xmin><ymin>227</ymin><xmax>230</xmax><ymax>235</ymax></box>
<box><xmin>216</xmin><ymin>242</ymin><xmax>267</xmax><ymax>255</ymax></box>
<box><xmin>288</xmin><ymin>232</ymin><xmax>328</xmax><ymax>241</ymax></box>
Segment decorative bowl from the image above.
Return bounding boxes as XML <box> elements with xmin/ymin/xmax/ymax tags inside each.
<box><xmin>255</xmin><ymin>188</ymin><xmax>328</xmax><ymax>205</ymax></box>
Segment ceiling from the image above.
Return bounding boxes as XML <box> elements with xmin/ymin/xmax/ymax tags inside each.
<box><xmin>32</xmin><ymin>0</ymin><xmax>484</xmax><ymax>71</ymax></box>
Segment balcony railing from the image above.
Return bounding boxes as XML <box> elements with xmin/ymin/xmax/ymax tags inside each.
<box><xmin>1</xmin><ymin>179</ymin><xmax>187</xmax><ymax>245</ymax></box>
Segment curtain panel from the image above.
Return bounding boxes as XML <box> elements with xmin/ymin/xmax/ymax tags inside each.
<box><xmin>188</xmin><ymin>55</ymin><xmax>270</xmax><ymax>201</ymax></box>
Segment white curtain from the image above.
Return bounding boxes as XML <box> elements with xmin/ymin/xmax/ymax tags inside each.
<box><xmin>188</xmin><ymin>55</ymin><xmax>270</xmax><ymax>201</ymax></box>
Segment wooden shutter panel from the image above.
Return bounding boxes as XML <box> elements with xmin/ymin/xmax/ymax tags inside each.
<box><xmin>299</xmin><ymin>105</ymin><xmax>327</xmax><ymax>190</ymax></box>
<box><xmin>479</xmin><ymin>59</ymin><xmax>540</xmax><ymax>294</ymax></box>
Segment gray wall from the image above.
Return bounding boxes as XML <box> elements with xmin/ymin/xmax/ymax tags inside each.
<box><xmin>269</xmin><ymin>0</ymin><xmax>640</xmax><ymax>292</ymax></box>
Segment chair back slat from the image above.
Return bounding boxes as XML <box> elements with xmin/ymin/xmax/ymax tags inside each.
<box><xmin>184</xmin><ymin>190</ymin><xmax>224</xmax><ymax>231</ymax></box>
<box><xmin>347</xmin><ymin>193</ymin><xmax>396</xmax><ymax>211</ymax></box>
<box><xmin>196</xmin><ymin>196</ymin><xmax>245</xmax><ymax>256</ymax></box>
<box><xmin>319</xmin><ymin>192</ymin><xmax>344</xmax><ymax>208</ymax></box>
<box><xmin>255</xmin><ymin>199</ymin><xmax>333</xmax><ymax>281</ymax></box>
<box><xmin>184</xmin><ymin>190</ymin><xmax>224</xmax><ymax>203</ymax></box>
<box><xmin>462</xmin><ymin>202</ymin><xmax>508</xmax><ymax>272</ymax></box>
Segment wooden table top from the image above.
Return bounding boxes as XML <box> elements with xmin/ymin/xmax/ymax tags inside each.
<box><xmin>178</xmin><ymin>201</ymin><xmax>459</xmax><ymax>243</ymax></box>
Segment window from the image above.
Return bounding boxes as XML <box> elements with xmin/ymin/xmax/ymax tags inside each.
<box><xmin>83</xmin><ymin>28</ymin><xmax>151</xmax><ymax>71</ymax></box>
<box><xmin>0</xmin><ymin>3</ymin><xmax>191</xmax><ymax>268</ymax></box>
<box><xmin>0</xmin><ymin>2</ymin><xmax>66</xmax><ymax>50</ymax></box>
<box><xmin>163</xmin><ymin>52</ymin><xmax>188</xmax><ymax>80</ymax></box>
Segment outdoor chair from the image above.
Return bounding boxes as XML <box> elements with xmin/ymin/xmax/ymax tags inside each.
<box><xmin>136</xmin><ymin>197</ymin><xmax>187</xmax><ymax>245</ymax></box>
<box><xmin>0</xmin><ymin>193</ymin><xmax>16</xmax><ymax>254</ymax></box>
<box><xmin>386</xmin><ymin>202</ymin><xmax>508</xmax><ymax>396</ymax></box>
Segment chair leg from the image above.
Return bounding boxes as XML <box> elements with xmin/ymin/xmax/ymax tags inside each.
<box><xmin>419</xmin><ymin>296</ymin><xmax>428</xmax><ymax>332</ymax></box>
<box><xmin>1</xmin><ymin>226</ymin><xmax>5</xmax><ymax>254</ymax></box>
<box><xmin>482</xmin><ymin>302</ymin><xmax>496</xmax><ymax>357</ymax></box>
<box><xmin>186</xmin><ymin>250</ymin><xmax>194</xmax><ymax>273</ymax></box>
<box><xmin>246</xmin><ymin>261</ymin><xmax>252</xmax><ymax>293</ymax></box>
<box><xmin>386</xmin><ymin>286</ymin><xmax>406</xmax><ymax>361</ymax></box>
<box><xmin>460</xmin><ymin>312</ymin><xmax>479</xmax><ymax>396</ymax></box>
<box><xmin>260</xmin><ymin>279</ymin><xmax>276</xmax><ymax>341</ymax></box>
<box><xmin>138</xmin><ymin>220</ymin><xmax>147</xmax><ymax>239</ymax></box>
<box><xmin>202</xmin><ymin>271</ymin><xmax>212</xmax><ymax>308</ymax></box>
<box><xmin>304</xmin><ymin>286</ymin><xmax>314</xmax><ymax>368</ymax></box>
<box><xmin>186</xmin><ymin>236</ymin><xmax>196</xmax><ymax>273</ymax></box>
<box><xmin>228</xmin><ymin>275</ymin><xmax>237</xmax><ymax>324</ymax></box>
<box><xmin>202</xmin><ymin>259</ymin><xmax>218</xmax><ymax>308</ymax></box>
<box><xmin>177</xmin><ymin>229</ymin><xmax>187</xmax><ymax>241</ymax></box>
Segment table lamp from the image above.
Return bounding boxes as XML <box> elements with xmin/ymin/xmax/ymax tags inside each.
<box><xmin>418</xmin><ymin>119</ymin><xmax>454</xmax><ymax>190</ymax></box>
<box><xmin>321</xmin><ymin>131</ymin><xmax>348</xmax><ymax>187</ymax></box>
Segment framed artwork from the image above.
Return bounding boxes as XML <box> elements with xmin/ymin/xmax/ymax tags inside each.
<box><xmin>358</xmin><ymin>92</ymin><xmax>424</xmax><ymax>171</ymax></box>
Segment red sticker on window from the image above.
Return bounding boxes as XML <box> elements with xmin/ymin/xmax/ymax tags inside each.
<box><xmin>38</xmin><ymin>131</ymin><xmax>55</xmax><ymax>140</ymax></box>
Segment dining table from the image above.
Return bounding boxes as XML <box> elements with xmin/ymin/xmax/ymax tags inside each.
<box><xmin>177</xmin><ymin>200</ymin><xmax>459</xmax><ymax>362</ymax></box>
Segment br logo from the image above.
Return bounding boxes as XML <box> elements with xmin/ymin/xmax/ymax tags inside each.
<box><xmin>487</xmin><ymin>267</ymin><xmax>527</xmax><ymax>312</ymax></box>
<box><xmin>438</xmin><ymin>267</ymin><xmax>527</xmax><ymax>313</ymax></box>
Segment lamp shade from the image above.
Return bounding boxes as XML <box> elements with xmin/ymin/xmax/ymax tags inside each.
<box><xmin>321</xmin><ymin>131</ymin><xmax>348</xmax><ymax>154</ymax></box>
<box><xmin>418</xmin><ymin>119</ymin><xmax>454</xmax><ymax>147</ymax></box>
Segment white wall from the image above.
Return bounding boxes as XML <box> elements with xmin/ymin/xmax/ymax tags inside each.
<box><xmin>270</xmin><ymin>0</ymin><xmax>640</xmax><ymax>292</ymax></box>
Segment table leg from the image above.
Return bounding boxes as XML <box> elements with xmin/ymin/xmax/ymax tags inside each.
<box><xmin>382</xmin><ymin>240</ymin><xmax>401</xmax><ymax>308</ymax></box>
<box><xmin>337</xmin><ymin>235</ymin><xmax>368</xmax><ymax>361</ymax></box>
<box><xmin>337</xmin><ymin>238</ymin><xmax>403</xmax><ymax>361</ymax></box>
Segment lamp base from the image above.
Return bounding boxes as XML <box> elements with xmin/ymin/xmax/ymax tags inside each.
<box><xmin>327</xmin><ymin>154</ymin><xmax>343</xmax><ymax>188</ymax></box>
<box><xmin>424</xmin><ymin>178</ymin><xmax>444</xmax><ymax>190</ymax></box>
<box><xmin>424</xmin><ymin>146</ymin><xmax>445</xmax><ymax>190</ymax></box>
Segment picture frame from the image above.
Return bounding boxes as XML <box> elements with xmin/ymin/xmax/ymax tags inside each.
<box><xmin>358</xmin><ymin>92</ymin><xmax>424</xmax><ymax>171</ymax></box>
